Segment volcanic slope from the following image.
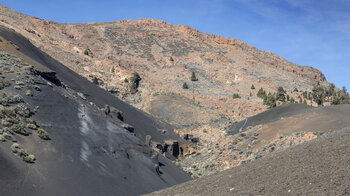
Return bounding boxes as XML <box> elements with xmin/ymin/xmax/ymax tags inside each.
<box><xmin>0</xmin><ymin>3</ymin><xmax>330</xmax><ymax>128</ymax></box>
<box><xmin>0</xmin><ymin>4</ymin><xmax>338</xmax><ymax>176</ymax></box>
<box><xmin>148</xmin><ymin>104</ymin><xmax>350</xmax><ymax>195</ymax></box>
<box><xmin>0</xmin><ymin>26</ymin><xmax>190</xmax><ymax>196</ymax></box>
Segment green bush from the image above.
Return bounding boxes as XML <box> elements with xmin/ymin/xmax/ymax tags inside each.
<box><xmin>290</xmin><ymin>97</ymin><xmax>295</xmax><ymax>103</ymax></box>
<box><xmin>232</xmin><ymin>93</ymin><xmax>241</xmax><ymax>99</ymax></box>
<box><xmin>25</xmin><ymin>90</ymin><xmax>33</xmax><ymax>96</ymax></box>
<box><xmin>14</xmin><ymin>85</ymin><xmax>22</xmax><ymax>90</ymax></box>
<box><xmin>0</xmin><ymin>107</ymin><xmax>16</xmax><ymax>119</ymax></box>
<box><xmin>129</xmin><ymin>72</ymin><xmax>141</xmax><ymax>93</ymax></box>
<box><xmin>10</xmin><ymin>143</ymin><xmax>19</xmax><ymax>153</ymax></box>
<box><xmin>182</xmin><ymin>82</ymin><xmax>189</xmax><ymax>89</ymax></box>
<box><xmin>257</xmin><ymin>88</ymin><xmax>266</xmax><ymax>98</ymax></box>
<box><xmin>26</xmin><ymin>123</ymin><xmax>37</xmax><ymax>130</ymax></box>
<box><xmin>3</xmin><ymin>132</ymin><xmax>16</xmax><ymax>142</ymax></box>
<box><xmin>33</xmin><ymin>85</ymin><xmax>41</xmax><ymax>91</ymax></box>
<box><xmin>276</xmin><ymin>86</ymin><xmax>286</xmax><ymax>102</ymax></box>
<box><xmin>251</xmin><ymin>85</ymin><xmax>255</xmax><ymax>90</ymax></box>
<box><xmin>14</xmin><ymin>103</ymin><xmax>31</xmax><ymax>117</ymax></box>
<box><xmin>37</xmin><ymin>129</ymin><xmax>50</xmax><ymax>140</ymax></box>
<box><xmin>0</xmin><ymin>79</ymin><xmax>10</xmax><ymax>90</ymax></box>
<box><xmin>312</xmin><ymin>86</ymin><xmax>326</xmax><ymax>105</ymax></box>
<box><xmin>190</xmin><ymin>71</ymin><xmax>198</xmax><ymax>81</ymax></box>
<box><xmin>11</xmin><ymin>124</ymin><xmax>28</xmax><ymax>136</ymax></box>
<box><xmin>302</xmin><ymin>91</ymin><xmax>308</xmax><ymax>99</ymax></box>
<box><xmin>15</xmin><ymin>81</ymin><xmax>24</xmax><ymax>85</ymax></box>
<box><xmin>2</xmin><ymin>117</ymin><xmax>19</xmax><ymax>127</ymax></box>
<box><xmin>22</xmin><ymin>154</ymin><xmax>35</xmax><ymax>163</ymax></box>
<box><xmin>263</xmin><ymin>93</ymin><xmax>276</xmax><ymax>108</ymax></box>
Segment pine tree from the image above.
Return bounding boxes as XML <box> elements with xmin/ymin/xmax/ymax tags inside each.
<box><xmin>276</xmin><ymin>86</ymin><xmax>286</xmax><ymax>102</ymax></box>
<box><xmin>182</xmin><ymin>82</ymin><xmax>189</xmax><ymax>89</ymax></box>
<box><xmin>130</xmin><ymin>72</ymin><xmax>141</xmax><ymax>93</ymax></box>
<box><xmin>191</xmin><ymin>72</ymin><xmax>198</xmax><ymax>81</ymax></box>
<box><xmin>257</xmin><ymin>88</ymin><xmax>266</xmax><ymax>98</ymax></box>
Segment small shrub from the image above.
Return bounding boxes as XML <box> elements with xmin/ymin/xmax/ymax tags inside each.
<box><xmin>0</xmin><ymin>107</ymin><xmax>16</xmax><ymax>118</ymax></box>
<box><xmin>3</xmin><ymin>133</ymin><xmax>16</xmax><ymax>142</ymax></box>
<box><xmin>37</xmin><ymin>129</ymin><xmax>50</xmax><ymax>140</ymax></box>
<box><xmin>232</xmin><ymin>93</ymin><xmax>241</xmax><ymax>99</ymax></box>
<box><xmin>251</xmin><ymin>85</ymin><xmax>255</xmax><ymax>90</ymax></box>
<box><xmin>190</xmin><ymin>72</ymin><xmax>198</xmax><ymax>81</ymax></box>
<box><xmin>257</xmin><ymin>88</ymin><xmax>266</xmax><ymax>98</ymax></box>
<box><xmin>145</xmin><ymin>135</ymin><xmax>151</xmax><ymax>146</ymax></box>
<box><xmin>25</xmin><ymin>90</ymin><xmax>33</xmax><ymax>96</ymax></box>
<box><xmin>22</xmin><ymin>154</ymin><xmax>35</xmax><ymax>163</ymax></box>
<box><xmin>15</xmin><ymin>81</ymin><xmax>24</xmax><ymax>85</ymax></box>
<box><xmin>25</xmin><ymin>118</ymin><xmax>37</xmax><ymax>125</ymax></box>
<box><xmin>13</xmin><ymin>95</ymin><xmax>24</xmax><ymax>103</ymax></box>
<box><xmin>18</xmin><ymin>149</ymin><xmax>28</xmax><ymax>157</ymax></box>
<box><xmin>33</xmin><ymin>85</ymin><xmax>41</xmax><ymax>91</ymax></box>
<box><xmin>84</xmin><ymin>49</ymin><xmax>93</xmax><ymax>58</ymax></box>
<box><xmin>26</xmin><ymin>123</ymin><xmax>37</xmax><ymax>130</ymax></box>
<box><xmin>129</xmin><ymin>72</ymin><xmax>141</xmax><ymax>93</ymax></box>
<box><xmin>0</xmin><ymin>135</ymin><xmax>6</xmax><ymax>142</ymax></box>
<box><xmin>10</xmin><ymin>143</ymin><xmax>19</xmax><ymax>153</ymax></box>
<box><xmin>0</xmin><ymin>79</ymin><xmax>10</xmax><ymax>90</ymax></box>
<box><xmin>14</xmin><ymin>85</ymin><xmax>22</xmax><ymax>90</ymax></box>
<box><xmin>264</xmin><ymin>93</ymin><xmax>277</xmax><ymax>108</ymax></box>
<box><xmin>11</xmin><ymin>124</ymin><xmax>28</xmax><ymax>136</ymax></box>
<box><xmin>182</xmin><ymin>82</ymin><xmax>189</xmax><ymax>89</ymax></box>
<box><xmin>14</xmin><ymin>103</ymin><xmax>31</xmax><ymax>117</ymax></box>
<box><xmin>2</xmin><ymin>117</ymin><xmax>19</xmax><ymax>127</ymax></box>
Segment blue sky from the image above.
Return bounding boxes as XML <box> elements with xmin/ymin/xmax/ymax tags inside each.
<box><xmin>1</xmin><ymin>0</ymin><xmax>350</xmax><ymax>89</ymax></box>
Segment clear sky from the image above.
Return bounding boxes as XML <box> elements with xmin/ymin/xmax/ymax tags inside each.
<box><xmin>1</xmin><ymin>0</ymin><xmax>349</xmax><ymax>89</ymax></box>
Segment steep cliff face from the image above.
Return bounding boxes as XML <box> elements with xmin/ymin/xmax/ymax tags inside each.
<box><xmin>0</xmin><ymin>4</ymin><xmax>331</xmax><ymax>176</ymax></box>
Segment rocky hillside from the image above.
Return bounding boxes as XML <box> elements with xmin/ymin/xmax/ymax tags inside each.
<box><xmin>0</xmin><ymin>4</ymin><xmax>336</xmax><ymax>177</ymax></box>
<box><xmin>0</xmin><ymin>25</ymin><xmax>191</xmax><ymax>195</ymax></box>
<box><xmin>148</xmin><ymin>104</ymin><xmax>350</xmax><ymax>195</ymax></box>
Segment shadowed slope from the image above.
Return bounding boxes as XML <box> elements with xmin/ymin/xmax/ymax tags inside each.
<box><xmin>228</xmin><ymin>103</ymin><xmax>315</xmax><ymax>135</ymax></box>
<box><xmin>0</xmin><ymin>27</ymin><xmax>190</xmax><ymax>196</ymax></box>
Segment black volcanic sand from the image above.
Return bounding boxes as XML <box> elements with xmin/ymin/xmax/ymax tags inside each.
<box><xmin>0</xmin><ymin>27</ymin><xmax>190</xmax><ymax>196</ymax></box>
<box><xmin>228</xmin><ymin>103</ymin><xmax>314</xmax><ymax>135</ymax></box>
<box><xmin>149</xmin><ymin>126</ymin><xmax>350</xmax><ymax>195</ymax></box>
